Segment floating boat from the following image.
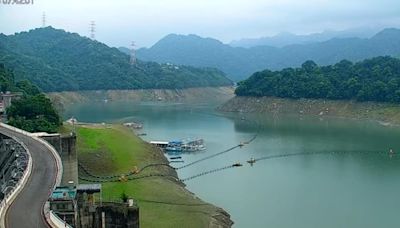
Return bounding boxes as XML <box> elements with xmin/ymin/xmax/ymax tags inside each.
<box><xmin>170</xmin><ymin>156</ymin><xmax>182</xmax><ymax>160</ymax></box>
<box><xmin>165</xmin><ymin>139</ymin><xmax>206</xmax><ymax>152</ymax></box>
<box><xmin>181</xmin><ymin>139</ymin><xmax>206</xmax><ymax>152</ymax></box>
<box><xmin>165</xmin><ymin>140</ymin><xmax>183</xmax><ymax>152</ymax></box>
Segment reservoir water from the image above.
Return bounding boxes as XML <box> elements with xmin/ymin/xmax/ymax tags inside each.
<box><xmin>64</xmin><ymin>101</ymin><xmax>400</xmax><ymax>228</ymax></box>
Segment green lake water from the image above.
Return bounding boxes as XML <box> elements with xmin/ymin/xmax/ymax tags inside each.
<box><xmin>64</xmin><ymin>101</ymin><xmax>400</xmax><ymax>228</ymax></box>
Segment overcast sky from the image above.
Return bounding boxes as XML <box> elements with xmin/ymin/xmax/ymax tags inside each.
<box><xmin>0</xmin><ymin>0</ymin><xmax>399</xmax><ymax>48</ymax></box>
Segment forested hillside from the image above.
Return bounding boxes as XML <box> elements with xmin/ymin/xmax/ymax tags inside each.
<box><xmin>0</xmin><ymin>63</ymin><xmax>15</xmax><ymax>92</ymax></box>
<box><xmin>136</xmin><ymin>28</ymin><xmax>400</xmax><ymax>81</ymax></box>
<box><xmin>0</xmin><ymin>63</ymin><xmax>39</xmax><ymax>95</ymax></box>
<box><xmin>0</xmin><ymin>64</ymin><xmax>61</xmax><ymax>132</ymax></box>
<box><xmin>235</xmin><ymin>56</ymin><xmax>400</xmax><ymax>103</ymax></box>
<box><xmin>0</xmin><ymin>27</ymin><xmax>232</xmax><ymax>92</ymax></box>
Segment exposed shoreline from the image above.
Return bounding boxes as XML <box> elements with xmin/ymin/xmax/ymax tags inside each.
<box><xmin>219</xmin><ymin>96</ymin><xmax>400</xmax><ymax>127</ymax></box>
<box><xmin>48</xmin><ymin>87</ymin><xmax>235</xmax><ymax>112</ymax></box>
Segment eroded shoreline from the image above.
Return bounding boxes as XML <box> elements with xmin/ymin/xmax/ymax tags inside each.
<box><xmin>219</xmin><ymin>96</ymin><xmax>400</xmax><ymax>127</ymax></box>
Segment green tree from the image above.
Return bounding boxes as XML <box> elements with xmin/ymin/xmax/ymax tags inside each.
<box><xmin>235</xmin><ymin>56</ymin><xmax>400</xmax><ymax>104</ymax></box>
<box><xmin>6</xmin><ymin>93</ymin><xmax>61</xmax><ymax>133</ymax></box>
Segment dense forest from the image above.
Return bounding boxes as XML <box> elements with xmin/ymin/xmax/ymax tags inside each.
<box><xmin>136</xmin><ymin>28</ymin><xmax>400</xmax><ymax>81</ymax></box>
<box><xmin>235</xmin><ymin>56</ymin><xmax>400</xmax><ymax>103</ymax></box>
<box><xmin>0</xmin><ymin>63</ymin><xmax>39</xmax><ymax>95</ymax></box>
<box><xmin>0</xmin><ymin>27</ymin><xmax>232</xmax><ymax>92</ymax></box>
<box><xmin>0</xmin><ymin>64</ymin><xmax>61</xmax><ymax>132</ymax></box>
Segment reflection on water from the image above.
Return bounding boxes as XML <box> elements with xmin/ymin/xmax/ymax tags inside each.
<box><xmin>65</xmin><ymin>101</ymin><xmax>400</xmax><ymax>228</ymax></box>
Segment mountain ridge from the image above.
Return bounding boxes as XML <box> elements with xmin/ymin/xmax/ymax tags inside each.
<box><xmin>136</xmin><ymin>28</ymin><xmax>400</xmax><ymax>81</ymax></box>
<box><xmin>229</xmin><ymin>27</ymin><xmax>379</xmax><ymax>48</ymax></box>
<box><xmin>0</xmin><ymin>27</ymin><xmax>233</xmax><ymax>92</ymax></box>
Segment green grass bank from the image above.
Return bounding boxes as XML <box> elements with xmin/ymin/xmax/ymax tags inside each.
<box><xmin>74</xmin><ymin>124</ymin><xmax>233</xmax><ymax>228</ymax></box>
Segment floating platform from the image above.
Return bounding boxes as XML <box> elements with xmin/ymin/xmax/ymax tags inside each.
<box><xmin>150</xmin><ymin>139</ymin><xmax>206</xmax><ymax>152</ymax></box>
<box><xmin>170</xmin><ymin>160</ymin><xmax>184</xmax><ymax>163</ymax></box>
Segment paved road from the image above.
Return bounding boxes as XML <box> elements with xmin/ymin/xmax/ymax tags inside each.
<box><xmin>0</xmin><ymin>127</ymin><xmax>58</xmax><ymax>228</ymax></box>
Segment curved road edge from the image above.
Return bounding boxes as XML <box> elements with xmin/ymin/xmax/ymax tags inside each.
<box><xmin>35</xmin><ymin>136</ymin><xmax>63</xmax><ymax>227</ymax></box>
<box><xmin>0</xmin><ymin>123</ymin><xmax>63</xmax><ymax>228</ymax></box>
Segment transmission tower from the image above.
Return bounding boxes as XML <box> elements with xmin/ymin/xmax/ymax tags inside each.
<box><xmin>130</xmin><ymin>41</ymin><xmax>137</xmax><ymax>65</ymax></box>
<box><xmin>90</xmin><ymin>21</ymin><xmax>96</xmax><ymax>40</ymax></box>
<box><xmin>42</xmin><ymin>12</ymin><xmax>46</xmax><ymax>28</ymax></box>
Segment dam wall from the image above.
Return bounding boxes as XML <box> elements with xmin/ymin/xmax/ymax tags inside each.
<box><xmin>40</xmin><ymin>134</ymin><xmax>78</xmax><ymax>186</ymax></box>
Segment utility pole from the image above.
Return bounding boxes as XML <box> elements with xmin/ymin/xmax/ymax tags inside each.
<box><xmin>90</xmin><ymin>21</ymin><xmax>96</xmax><ymax>40</ymax></box>
<box><xmin>42</xmin><ymin>12</ymin><xmax>46</xmax><ymax>28</ymax></box>
<box><xmin>130</xmin><ymin>41</ymin><xmax>136</xmax><ymax>65</ymax></box>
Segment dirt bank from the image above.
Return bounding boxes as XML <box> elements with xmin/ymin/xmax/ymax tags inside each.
<box><xmin>219</xmin><ymin>96</ymin><xmax>400</xmax><ymax>126</ymax></box>
<box><xmin>48</xmin><ymin>87</ymin><xmax>235</xmax><ymax>111</ymax></box>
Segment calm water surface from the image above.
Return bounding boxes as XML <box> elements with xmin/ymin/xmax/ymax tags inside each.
<box><xmin>65</xmin><ymin>101</ymin><xmax>400</xmax><ymax>228</ymax></box>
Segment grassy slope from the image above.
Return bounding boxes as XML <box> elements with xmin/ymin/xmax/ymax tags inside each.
<box><xmin>75</xmin><ymin>124</ymin><xmax>228</xmax><ymax>228</ymax></box>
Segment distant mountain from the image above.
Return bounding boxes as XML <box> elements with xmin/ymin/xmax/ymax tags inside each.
<box><xmin>118</xmin><ymin>46</ymin><xmax>130</xmax><ymax>55</ymax></box>
<box><xmin>0</xmin><ymin>27</ymin><xmax>232</xmax><ymax>92</ymax></box>
<box><xmin>136</xmin><ymin>34</ymin><xmax>257</xmax><ymax>81</ymax></box>
<box><xmin>229</xmin><ymin>28</ymin><xmax>377</xmax><ymax>48</ymax></box>
<box><xmin>136</xmin><ymin>28</ymin><xmax>400</xmax><ymax>81</ymax></box>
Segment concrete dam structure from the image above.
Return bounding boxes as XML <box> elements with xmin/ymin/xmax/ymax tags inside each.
<box><xmin>0</xmin><ymin>134</ymin><xmax>29</xmax><ymax>202</ymax></box>
<box><xmin>39</xmin><ymin>133</ymin><xmax>79</xmax><ymax>186</ymax></box>
<box><xmin>0</xmin><ymin>124</ymin><xmax>139</xmax><ymax>228</ymax></box>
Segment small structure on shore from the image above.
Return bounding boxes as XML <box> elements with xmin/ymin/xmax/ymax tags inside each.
<box><xmin>49</xmin><ymin>186</ymin><xmax>78</xmax><ymax>226</ymax></box>
<box><xmin>123</xmin><ymin>122</ymin><xmax>143</xmax><ymax>129</ymax></box>
<box><xmin>66</xmin><ymin>117</ymin><xmax>78</xmax><ymax>125</ymax></box>
<box><xmin>150</xmin><ymin>141</ymin><xmax>169</xmax><ymax>149</ymax></box>
<box><xmin>0</xmin><ymin>91</ymin><xmax>22</xmax><ymax>114</ymax></box>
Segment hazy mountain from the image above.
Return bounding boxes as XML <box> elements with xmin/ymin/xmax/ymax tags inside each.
<box><xmin>136</xmin><ymin>34</ymin><xmax>262</xmax><ymax>81</ymax></box>
<box><xmin>0</xmin><ymin>27</ymin><xmax>232</xmax><ymax>92</ymax></box>
<box><xmin>118</xmin><ymin>46</ymin><xmax>130</xmax><ymax>55</ymax></box>
<box><xmin>229</xmin><ymin>28</ymin><xmax>378</xmax><ymax>48</ymax></box>
<box><xmin>136</xmin><ymin>28</ymin><xmax>400</xmax><ymax>81</ymax></box>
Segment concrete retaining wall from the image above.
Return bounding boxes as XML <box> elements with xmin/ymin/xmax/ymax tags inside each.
<box><xmin>41</xmin><ymin>134</ymin><xmax>78</xmax><ymax>186</ymax></box>
<box><xmin>0</xmin><ymin>133</ymin><xmax>32</xmax><ymax>228</ymax></box>
<box><xmin>49</xmin><ymin>210</ymin><xmax>73</xmax><ymax>228</ymax></box>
